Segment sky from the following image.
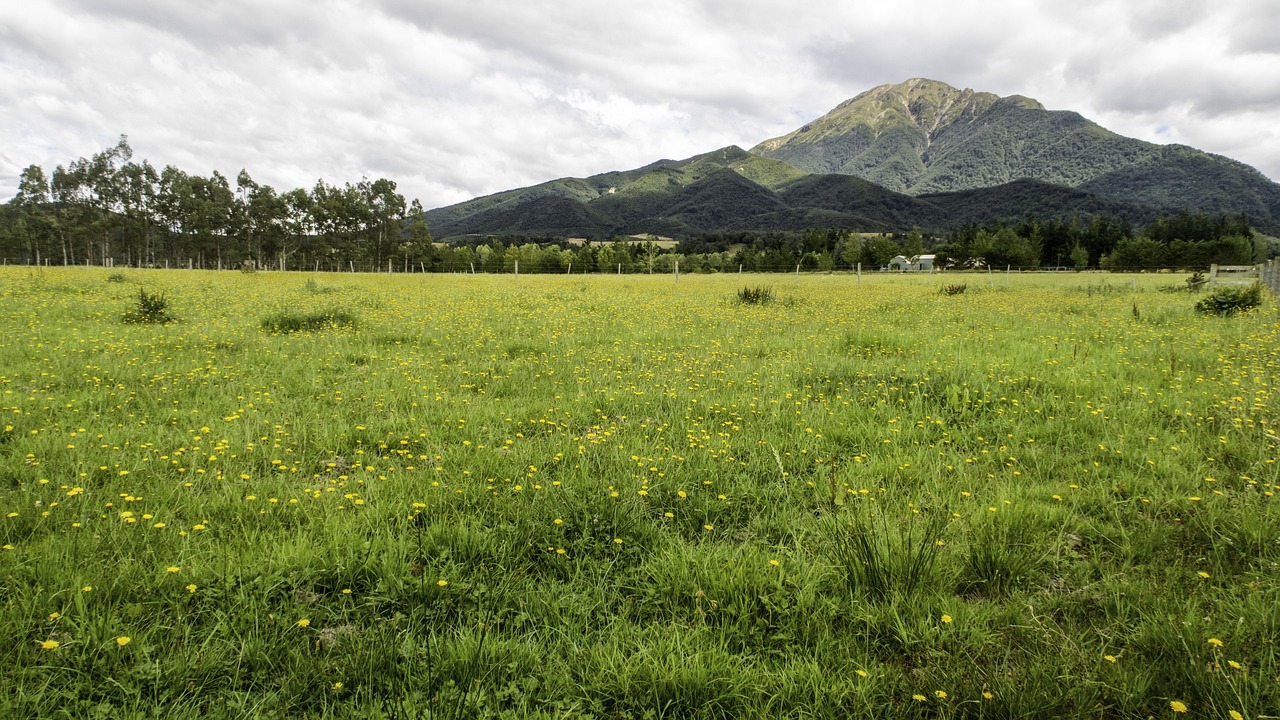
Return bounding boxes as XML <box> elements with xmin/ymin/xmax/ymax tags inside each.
<box><xmin>2</xmin><ymin>0</ymin><xmax>1279</xmax><ymax>209</ymax></box>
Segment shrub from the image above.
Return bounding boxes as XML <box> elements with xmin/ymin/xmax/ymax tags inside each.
<box><xmin>940</xmin><ymin>283</ymin><xmax>968</xmax><ymax>296</ymax></box>
<box><xmin>736</xmin><ymin>286</ymin><xmax>774</xmax><ymax>305</ymax></box>
<box><xmin>122</xmin><ymin>287</ymin><xmax>174</xmax><ymax>324</ymax></box>
<box><xmin>262</xmin><ymin>309</ymin><xmax>358</xmax><ymax>333</ymax></box>
<box><xmin>1194</xmin><ymin>283</ymin><xmax>1263</xmax><ymax>317</ymax></box>
<box><xmin>106</xmin><ymin>272</ymin><xmax>127</xmax><ymax>283</ymax></box>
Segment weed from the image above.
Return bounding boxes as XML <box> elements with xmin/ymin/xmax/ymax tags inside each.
<box><xmin>1195</xmin><ymin>283</ymin><xmax>1263</xmax><ymax>316</ymax></box>
<box><xmin>121</xmin><ymin>287</ymin><xmax>175</xmax><ymax>324</ymax></box>
<box><xmin>940</xmin><ymin>283</ymin><xmax>968</xmax><ymax>296</ymax></box>
<box><xmin>736</xmin><ymin>286</ymin><xmax>774</xmax><ymax>305</ymax></box>
<box><xmin>106</xmin><ymin>272</ymin><xmax>127</xmax><ymax>283</ymax></box>
<box><xmin>827</xmin><ymin>506</ymin><xmax>948</xmax><ymax>601</ymax></box>
<box><xmin>261</xmin><ymin>308</ymin><xmax>358</xmax><ymax>333</ymax></box>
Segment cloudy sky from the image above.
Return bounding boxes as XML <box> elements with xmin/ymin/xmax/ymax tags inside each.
<box><xmin>2</xmin><ymin>0</ymin><xmax>1278</xmax><ymax>209</ymax></box>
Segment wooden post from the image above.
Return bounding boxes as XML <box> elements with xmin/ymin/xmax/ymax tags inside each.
<box><xmin>857</xmin><ymin>262</ymin><xmax>861</xmax><ymax>287</ymax></box>
<box><xmin>738</xmin><ymin>263</ymin><xmax>743</xmax><ymax>278</ymax></box>
<box><xmin>349</xmin><ymin>261</ymin><xmax>354</xmax><ymax>273</ymax></box>
<box><xmin>567</xmin><ymin>262</ymin><xmax>572</xmax><ymax>275</ymax></box>
<box><xmin>795</xmin><ymin>263</ymin><xmax>800</xmax><ymax>278</ymax></box>
<box><xmin>675</xmin><ymin>260</ymin><xmax>679</xmax><ymax>283</ymax></box>
<box><xmin>470</xmin><ymin>262</ymin><xmax>475</xmax><ymax>274</ymax></box>
<box><xmin>617</xmin><ymin>263</ymin><xmax>621</xmax><ymax>276</ymax></box>
<box><xmin>1006</xmin><ymin>264</ymin><xmax>1010</xmax><ymax>286</ymax></box>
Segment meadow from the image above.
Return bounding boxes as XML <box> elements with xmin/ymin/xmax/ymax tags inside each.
<box><xmin>0</xmin><ymin>267</ymin><xmax>1277</xmax><ymax>719</ymax></box>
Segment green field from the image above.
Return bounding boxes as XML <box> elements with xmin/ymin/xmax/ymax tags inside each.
<box><xmin>1</xmin><ymin>268</ymin><xmax>1277</xmax><ymax>719</ymax></box>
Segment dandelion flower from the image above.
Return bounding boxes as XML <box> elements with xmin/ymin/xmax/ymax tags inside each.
<box><xmin>39</xmin><ymin>640</ymin><xmax>59</xmax><ymax>650</ymax></box>
<box><xmin>1230</xmin><ymin>711</ymin><xmax>1244</xmax><ymax>720</ymax></box>
<box><xmin>769</xmin><ymin>559</ymin><xmax>780</xmax><ymax>567</ymax></box>
<box><xmin>186</xmin><ymin>584</ymin><xmax>197</xmax><ymax>593</ymax></box>
<box><xmin>297</xmin><ymin>618</ymin><xmax>310</xmax><ymax>628</ymax></box>
<box><xmin>1104</xmin><ymin>655</ymin><xmax>1117</xmax><ymax>663</ymax></box>
<box><xmin>703</xmin><ymin>524</ymin><xmax>714</xmax><ymax>531</ymax></box>
<box><xmin>437</xmin><ymin>579</ymin><xmax>448</xmax><ymax>587</ymax></box>
<box><xmin>854</xmin><ymin>669</ymin><xmax>867</xmax><ymax>678</ymax></box>
<box><xmin>48</xmin><ymin>612</ymin><xmax>60</xmax><ymax>621</ymax></box>
<box><xmin>81</xmin><ymin>586</ymin><xmax>92</xmax><ymax>592</ymax></box>
<box><xmin>333</xmin><ymin>682</ymin><xmax>343</xmax><ymax>690</ymax></box>
<box><xmin>935</xmin><ymin>690</ymin><xmax>947</xmax><ymax>699</ymax></box>
<box><xmin>1197</xmin><ymin>571</ymin><xmax>1210</xmax><ymax>579</ymax></box>
<box><xmin>940</xmin><ymin>614</ymin><xmax>952</xmax><ymax>624</ymax></box>
<box><xmin>1228</xmin><ymin>660</ymin><xmax>1241</xmax><ymax>670</ymax></box>
<box><xmin>982</xmin><ymin>691</ymin><xmax>994</xmax><ymax>700</ymax></box>
<box><xmin>166</xmin><ymin>566</ymin><xmax>180</xmax><ymax>574</ymax></box>
<box><xmin>115</xmin><ymin>636</ymin><xmax>131</xmax><ymax>647</ymax></box>
<box><xmin>1208</xmin><ymin>638</ymin><xmax>1224</xmax><ymax>647</ymax></box>
<box><xmin>912</xmin><ymin>694</ymin><xmax>927</xmax><ymax>702</ymax></box>
<box><xmin>1169</xmin><ymin>700</ymin><xmax>1187</xmax><ymax>713</ymax></box>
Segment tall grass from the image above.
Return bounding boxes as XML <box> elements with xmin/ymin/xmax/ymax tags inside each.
<box><xmin>0</xmin><ymin>268</ymin><xmax>1275</xmax><ymax>718</ymax></box>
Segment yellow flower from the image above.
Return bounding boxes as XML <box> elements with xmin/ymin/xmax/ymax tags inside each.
<box><xmin>1170</xmin><ymin>700</ymin><xmax>1188</xmax><ymax>713</ymax></box>
<box><xmin>613</xmin><ymin>538</ymin><xmax>623</xmax><ymax>545</ymax></box>
<box><xmin>982</xmin><ymin>691</ymin><xmax>994</xmax><ymax>700</ymax></box>
<box><xmin>39</xmin><ymin>640</ymin><xmax>59</xmax><ymax>650</ymax></box>
<box><xmin>81</xmin><ymin>586</ymin><xmax>92</xmax><ymax>592</ymax></box>
<box><xmin>115</xmin><ymin>636</ymin><xmax>131</xmax><ymax>647</ymax></box>
<box><xmin>912</xmin><ymin>694</ymin><xmax>926</xmax><ymax>702</ymax></box>
<box><xmin>854</xmin><ymin>669</ymin><xmax>867</xmax><ymax>678</ymax></box>
<box><xmin>769</xmin><ymin>559</ymin><xmax>780</xmax><ymax>567</ymax></box>
<box><xmin>940</xmin><ymin>614</ymin><xmax>952</xmax><ymax>624</ymax></box>
<box><xmin>297</xmin><ymin>618</ymin><xmax>311</xmax><ymax>628</ymax></box>
<box><xmin>48</xmin><ymin>612</ymin><xmax>60</xmax><ymax>620</ymax></box>
<box><xmin>1207</xmin><ymin>638</ymin><xmax>1224</xmax><ymax>647</ymax></box>
<box><xmin>1197</xmin><ymin>571</ymin><xmax>1210</xmax><ymax>579</ymax></box>
<box><xmin>166</xmin><ymin>566</ymin><xmax>180</xmax><ymax>574</ymax></box>
<box><xmin>703</xmin><ymin>524</ymin><xmax>714</xmax><ymax>531</ymax></box>
<box><xmin>332</xmin><ymin>682</ymin><xmax>343</xmax><ymax>690</ymax></box>
<box><xmin>1230</xmin><ymin>711</ymin><xmax>1244</xmax><ymax>720</ymax></box>
<box><xmin>186</xmin><ymin>583</ymin><xmax>197</xmax><ymax>593</ymax></box>
<box><xmin>1104</xmin><ymin>655</ymin><xmax>1117</xmax><ymax>663</ymax></box>
<box><xmin>934</xmin><ymin>690</ymin><xmax>947</xmax><ymax>699</ymax></box>
<box><xmin>437</xmin><ymin>579</ymin><xmax>448</xmax><ymax>587</ymax></box>
<box><xmin>1228</xmin><ymin>660</ymin><xmax>1241</xmax><ymax>670</ymax></box>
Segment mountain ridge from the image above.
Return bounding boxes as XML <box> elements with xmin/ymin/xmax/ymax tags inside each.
<box><xmin>424</xmin><ymin>78</ymin><xmax>1280</xmax><ymax>239</ymax></box>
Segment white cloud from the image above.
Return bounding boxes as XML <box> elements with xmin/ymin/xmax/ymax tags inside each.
<box><xmin>1</xmin><ymin>0</ymin><xmax>1278</xmax><ymax>211</ymax></box>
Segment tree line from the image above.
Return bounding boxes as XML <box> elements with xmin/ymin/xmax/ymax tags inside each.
<box><xmin>0</xmin><ymin>136</ymin><xmax>432</xmax><ymax>271</ymax></box>
<box><xmin>3</xmin><ymin>138</ymin><xmax>1274</xmax><ymax>272</ymax></box>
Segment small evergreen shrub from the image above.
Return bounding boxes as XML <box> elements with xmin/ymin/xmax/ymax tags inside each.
<box><xmin>1194</xmin><ymin>283</ymin><xmax>1263</xmax><ymax>317</ymax></box>
<box><xmin>940</xmin><ymin>283</ymin><xmax>968</xmax><ymax>296</ymax></box>
<box><xmin>106</xmin><ymin>272</ymin><xmax>127</xmax><ymax>283</ymax></box>
<box><xmin>262</xmin><ymin>309</ymin><xmax>358</xmax><ymax>333</ymax></box>
<box><xmin>736</xmin><ymin>286</ymin><xmax>774</xmax><ymax>305</ymax></box>
<box><xmin>122</xmin><ymin>287</ymin><xmax>174</xmax><ymax>324</ymax></box>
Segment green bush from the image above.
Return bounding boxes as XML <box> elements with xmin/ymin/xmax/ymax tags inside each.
<box><xmin>736</xmin><ymin>286</ymin><xmax>774</xmax><ymax>305</ymax></box>
<box><xmin>106</xmin><ymin>272</ymin><xmax>127</xmax><ymax>283</ymax></box>
<box><xmin>262</xmin><ymin>309</ymin><xmax>358</xmax><ymax>333</ymax></box>
<box><xmin>1194</xmin><ymin>283</ymin><xmax>1263</xmax><ymax>316</ymax></box>
<box><xmin>121</xmin><ymin>287</ymin><xmax>174</xmax><ymax>324</ymax></box>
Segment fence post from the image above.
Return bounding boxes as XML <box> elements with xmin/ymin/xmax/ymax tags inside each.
<box><xmin>857</xmin><ymin>262</ymin><xmax>861</xmax><ymax>287</ymax></box>
<box><xmin>675</xmin><ymin>260</ymin><xmax>679</xmax><ymax>283</ymax></box>
<box><xmin>617</xmin><ymin>263</ymin><xmax>621</xmax><ymax>276</ymax></box>
<box><xmin>795</xmin><ymin>263</ymin><xmax>800</xmax><ymax>278</ymax></box>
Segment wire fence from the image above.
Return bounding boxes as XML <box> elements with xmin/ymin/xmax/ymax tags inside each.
<box><xmin>6</xmin><ymin>255</ymin><xmax>1280</xmax><ymax>284</ymax></box>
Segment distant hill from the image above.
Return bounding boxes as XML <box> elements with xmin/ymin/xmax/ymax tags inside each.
<box><xmin>425</xmin><ymin>78</ymin><xmax>1280</xmax><ymax>239</ymax></box>
<box><xmin>752</xmin><ymin>78</ymin><xmax>1280</xmax><ymax>228</ymax></box>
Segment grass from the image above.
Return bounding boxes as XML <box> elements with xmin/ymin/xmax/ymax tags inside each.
<box><xmin>0</xmin><ymin>268</ymin><xmax>1277</xmax><ymax>718</ymax></box>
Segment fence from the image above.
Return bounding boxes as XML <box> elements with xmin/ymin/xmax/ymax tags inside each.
<box><xmin>1211</xmin><ymin>261</ymin><xmax>1280</xmax><ymax>295</ymax></box>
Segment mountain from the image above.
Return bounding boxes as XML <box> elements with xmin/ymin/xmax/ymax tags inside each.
<box><xmin>424</xmin><ymin>78</ymin><xmax>1280</xmax><ymax>239</ymax></box>
<box><xmin>752</xmin><ymin>78</ymin><xmax>1280</xmax><ymax>225</ymax></box>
